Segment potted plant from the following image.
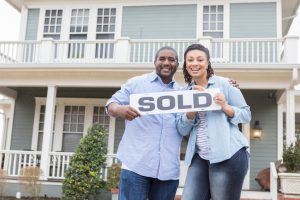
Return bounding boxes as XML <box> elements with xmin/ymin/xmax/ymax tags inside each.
<box><xmin>278</xmin><ymin>141</ymin><xmax>300</xmax><ymax>195</ymax></box>
<box><xmin>106</xmin><ymin>163</ymin><xmax>121</xmax><ymax>200</ymax></box>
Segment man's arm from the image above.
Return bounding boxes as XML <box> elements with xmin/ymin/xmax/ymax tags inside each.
<box><xmin>107</xmin><ymin>102</ymin><xmax>141</xmax><ymax>121</ymax></box>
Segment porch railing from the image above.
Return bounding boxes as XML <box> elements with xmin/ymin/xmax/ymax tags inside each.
<box><xmin>0</xmin><ymin>150</ymin><xmax>118</xmax><ymax>180</ymax></box>
<box><xmin>0</xmin><ymin>37</ymin><xmax>297</xmax><ymax>65</ymax></box>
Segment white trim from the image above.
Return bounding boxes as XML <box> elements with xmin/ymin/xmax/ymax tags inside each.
<box><xmin>286</xmin><ymin>89</ymin><xmax>296</xmax><ymax>146</ymax></box>
<box><xmin>5</xmin><ymin>100</ymin><xmax>15</xmax><ymax>150</ymax></box>
<box><xmin>242</xmin><ymin>123</ymin><xmax>250</xmax><ymax>190</ymax></box>
<box><xmin>276</xmin><ymin>0</ymin><xmax>282</xmax><ymax>38</ymax></box>
<box><xmin>19</xmin><ymin>5</ymin><xmax>28</xmax><ymax>41</ymax></box>
<box><xmin>37</xmin><ymin>8</ymin><xmax>44</xmax><ymax>41</ymax></box>
<box><xmin>277</xmin><ymin>103</ymin><xmax>283</xmax><ymax>159</ymax></box>
<box><xmin>115</xmin><ymin>6</ymin><xmax>123</xmax><ymax>39</ymax></box>
<box><xmin>31</xmin><ymin>102</ymin><xmax>40</xmax><ymax>150</ymax></box>
<box><xmin>84</xmin><ymin>106</ymin><xmax>94</xmax><ymax>135</ymax></box>
<box><xmin>53</xmin><ymin>103</ymin><xmax>64</xmax><ymax>152</ymax></box>
<box><xmin>107</xmin><ymin>117</ymin><xmax>116</xmax><ymax>155</ymax></box>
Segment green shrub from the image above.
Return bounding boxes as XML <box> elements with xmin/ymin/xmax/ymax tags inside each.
<box><xmin>282</xmin><ymin>141</ymin><xmax>300</xmax><ymax>173</ymax></box>
<box><xmin>62</xmin><ymin>123</ymin><xmax>108</xmax><ymax>200</ymax></box>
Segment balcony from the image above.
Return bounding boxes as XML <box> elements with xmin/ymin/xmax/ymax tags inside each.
<box><xmin>0</xmin><ymin>36</ymin><xmax>298</xmax><ymax>65</ymax></box>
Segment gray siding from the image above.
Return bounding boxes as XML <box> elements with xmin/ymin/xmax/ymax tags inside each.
<box><xmin>122</xmin><ymin>5</ymin><xmax>197</xmax><ymax>39</ymax></box>
<box><xmin>11</xmin><ymin>88</ymin><xmax>47</xmax><ymax>150</ymax></box>
<box><xmin>244</xmin><ymin>90</ymin><xmax>277</xmax><ymax>190</ymax></box>
<box><xmin>25</xmin><ymin>9</ymin><xmax>40</xmax><ymax>40</ymax></box>
<box><xmin>230</xmin><ymin>3</ymin><xmax>277</xmax><ymax>38</ymax></box>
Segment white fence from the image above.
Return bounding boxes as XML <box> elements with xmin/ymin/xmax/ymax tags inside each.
<box><xmin>0</xmin><ymin>37</ymin><xmax>293</xmax><ymax>65</ymax></box>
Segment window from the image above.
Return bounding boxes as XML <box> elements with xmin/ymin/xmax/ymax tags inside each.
<box><xmin>93</xmin><ymin>106</ymin><xmax>110</xmax><ymax>132</ymax></box>
<box><xmin>69</xmin><ymin>9</ymin><xmax>89</xmax><ymax>58</ymax></box>
<box><xmin>95</xmin><ymin>8</ymin><xmax>116</xmax><ymax>59</ymax></box>
<box><xmin>37</xmin><ymin>105</ymin><xmax>56</xmax><ymax>151</ymax></box>
<box><xmin>203</xmin><ymin>5</ymin><xmax>224</xmax><ymax>58</ymax></box>
<box><xmin>62</xmin><ymin>106</ymin><xmax>85</xmax><ymax>152</ymax></box>
<box><xmin>43</xmin><ymin>9</ymin><xmax>63</xmax><ymax>39</ymax></box>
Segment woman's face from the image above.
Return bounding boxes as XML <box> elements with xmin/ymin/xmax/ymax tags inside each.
<box><xmin>185</xmin><ymin>49</ymin><xmax>208</xmax><ymax>79</ymax></box>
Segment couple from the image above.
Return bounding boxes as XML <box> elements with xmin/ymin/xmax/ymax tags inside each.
<box><xmin>106</xmin><ymin>44</ymin><xmax>251</xmax><ymax>200</ymax></box>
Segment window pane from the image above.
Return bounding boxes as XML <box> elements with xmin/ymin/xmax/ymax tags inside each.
<box><xmin>211</xmin><ymin>14</ymin><xmax>216</xmax><ymax>21</ymax></box>
<box><xmin>218</xmin><ymin>6</ymin><xmax>223</xmax><ymax>12</ymax></box>
<box><xmin>203</xmin><ymin>23</ymin><xmax>209</xmax><ymax>30</ymax></box>
<box><xmin>97</xmin><ymin>25</ymin><xmax>102</xmax><ymax>32</ymax></box>
<box><xmin>45</xmin><ymin>18</ymin><xmax>49</xmax><ymax>24</ymax></box>
<box><xmin>82</xmin><ymin>26</ymin><xmax>88</xmax><ymax>32</ymax></box>
<box><xmin>111</xmin><ymin>8</ymin><xmax>116</xmax><ymax>15</ymax></box>
<box><xmin>104</xmin><ymin>17</ymin><xmax>109</xmax><ymax>23</ymax></box>
<box><xmin>109</xmin><ymin>25</ymin><xmax>115</xmax><ymax>32</ymax></box>
<box><xmin>210</xmin><ymin>23</ymin><xmax>216</xmax><ymax>30</ymax></box>
<box><xmin>46</xmin><ymin>10</ymin><xmax>51</xmax><ymax>16</ymax></box>
<box><xmin>97</xmin><ymin>17</ymin><xmax>103</xmax><ymax>24</ymax></box>
<box><xmin>70</xmin><ymin>124</ymin><xmax>77</xmax><ymax>132</ymax></box>
<box><xmin>63</xmin><ymin>123</ymin><xmax>69</xmax><ymax>131</ymax></box>
<box><xmin>44</xmin><ymin>26</ymin><xmax>49</xmax><ymax>33</ymax></box>
<box><xmin>64</xmin><ymin>114</ymin><xmax>71</xmax><ymax>122</ymax></box>
<box><xmin>217</xmin><ymin>23</ymin><xmax>223</xmax><ymax>30</ymax></box>
<box><xmin>78</xmin><ymin>124</ymin><xmax>84</xmax><ymax>132</ymax></box>
<box><xmin>98</xmin><ymin>9</ymin><xmax>103</xmax><ymax>15</ymax></box>
<box><xmin>203</xmin><ymin>14</ymin><xmax>209</xmax><ymax>21</ymax></box>
<box><xmin>103</xmin><ymin>25</ymin><xmax>108</xmax><ymax>32</ymax></box>
<box><xmin>218</xmin><ymin>14</ymin><xmax>223</xmax><ymax>21</ymax></box>
<box><xmin>211</xmin><ymin>6</ymin><xmax>216</xmax><ymax>13</ymax></box>
<box><xmin>110</xmin><ymin>16</ymin><xmax>115</xmax><ymax>23</ymax></box>
<box><xmin>58</xmin><ymin>10</ymin><xmax>63</xmax><ymax>16</ymax></box>
<box><xmin>71</xmin><ymin>9</ymin><xmax>77</xmax><ymax>16</ymax></box>
<box><xmin>57</xmin><ymin>18</ymin><xmax>62</xmax><ymax>24</ymax></box>
<box><xmin>104</xmin><ymin>8</ymin><xmax>109</xmax><ymax>15</ymax></box>
<box><xmin>78</xmin><ymin>9</ymin><xmax>83</xmax><ymax>16</ymax></box>
<box><xmin>51</xmin><ymin>10</ymin><xmax>57</xmax><ymax>16</ymax></box>
<box><xmin>203</xmin><ymin>6</ymin><xmax>209</xmax><ymax>13</ymax></box>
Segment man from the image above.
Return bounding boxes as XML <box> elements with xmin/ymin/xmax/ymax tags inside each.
<box><xmin>106</xmin><ymin>46</ymin><xmax>181</xmax><ymax>200</ymax></box>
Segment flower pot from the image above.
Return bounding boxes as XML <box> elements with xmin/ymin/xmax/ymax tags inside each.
<box><xmin>278</xmin><ymin>173</ymin><xmax>300</xmax><ymax>195</ymax></box>
<box><xmin>111</xmin><ymin>188</ymin><xmax>119</xmax><ymax>200</ymax></box>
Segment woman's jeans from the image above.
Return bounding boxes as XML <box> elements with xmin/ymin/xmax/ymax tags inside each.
<box><xmin>119</xmin><ymin>169</ymin><xmax>179</xmax><ymax>200</ymax></box>
<box><xmin>182</xmin><ymin>147</ymin><xmax>249</xmax><ymax>200</ymax></box>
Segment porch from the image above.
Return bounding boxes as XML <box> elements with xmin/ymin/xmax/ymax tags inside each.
<box><xmin>0</xmin><ymin>36</ymin><xmax>298</xmax><ymax>65</ymax></box>
<box><xmin>0</xmin><ymin>150</ymin><xmax>284</xmax><ymax>200</ymax></box>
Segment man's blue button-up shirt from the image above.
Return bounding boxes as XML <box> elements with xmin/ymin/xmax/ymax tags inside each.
<box><xmin>106</xmin><ymin>72</ymin><xmax>182</xmax><ymax>180</ymax></box>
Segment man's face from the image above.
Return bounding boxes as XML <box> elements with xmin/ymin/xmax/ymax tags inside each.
<box><xmin>154</xmin><ymin>49</ymin><xmax>178</xmax><ymax>84</ymax></box>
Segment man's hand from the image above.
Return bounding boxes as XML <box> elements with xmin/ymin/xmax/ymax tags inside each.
<box><xmin>229</xmin><ymin>79</ymin><xmax>240</xmax><ymax>89</ymax></box>
<box><xmin>108</xmin><ymin>102</ymin><xmax>141</xmax><ymax>121</ymax></box>
<box><xmin>117</xmin><ymin>105</ymin><xmax>141</xmax><ymax>121</ymax></box>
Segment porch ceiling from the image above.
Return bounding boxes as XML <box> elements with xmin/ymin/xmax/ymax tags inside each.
<box><xmin>282</xmin><ymin>0</ymin><xmax>300</xmax><ymax>36</ymax></box>
<box><xmin>0</xmin><ymin>63</ymin><xmax>297</xmax><ymax>90</ymax></box>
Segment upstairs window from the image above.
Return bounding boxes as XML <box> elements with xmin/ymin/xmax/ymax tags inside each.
<box><xmin>69</xmin><ymin>9</ymin><xmax>90</xmax><ymax>58</ymax></box>
<box><xmin>95</xmin><ymin>8</ymin><xmax>116</xmax><ymax>59</ymax></box>
<box><xmin>43</xmin><ymin>9</ymin><xmax>63</xmax><ymax>39</ymax></box>
<box><xmin>203</xmin><ymin>5</ymin><xmax>224</xmax><ymax>58</ymax></box>
<box><xmin>203</xmin><ymin>5</ymin><xmax>223</xmax><ymax>38</ymax></box>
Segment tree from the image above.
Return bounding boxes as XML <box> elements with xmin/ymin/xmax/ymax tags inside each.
<box><xmin>62</xmin><ymin>123</ymin><xmax>108</xmax><ymax>200</ymax></box>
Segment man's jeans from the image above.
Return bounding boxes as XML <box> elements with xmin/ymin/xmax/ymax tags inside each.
<box><xmin>182</xmin><ymin>147</ymin><xmax>249</xmax><ymax>200</ymax></box>
<box><xmin>119</xmin><ymin>169</ymin><xmax>179</xmax><ymax>200</ymax></box>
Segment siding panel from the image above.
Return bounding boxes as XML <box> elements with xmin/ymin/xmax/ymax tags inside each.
<box><xmin>230</xmin><ymin>3</ymin><xmax>277</xmax><ymax>38</ymax></box>
<box><xmin>122</xmin><ymin>5</ymin><xmax>197</xmax><ymax>39</ymax></box>
<box><xmin>244</xmin><ymin>90</ymin><xmax>277</xmax><ymax>190</ymax></box>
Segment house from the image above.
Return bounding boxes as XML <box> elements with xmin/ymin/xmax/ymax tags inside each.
<box><xmin>0</xmin><ymin>0</ymin><xmax>299</xmax><ymax>198</ymax></box>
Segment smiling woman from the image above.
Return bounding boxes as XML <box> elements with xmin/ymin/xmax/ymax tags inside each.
<box><xmin>0</xmin><ymin>1</ymin><xmax>21</xmax><ymax>41</ymax></box>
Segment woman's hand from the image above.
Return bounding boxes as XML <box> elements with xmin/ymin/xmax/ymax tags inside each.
<box><xmin>214</xmin><ymin>93</ymin><xmax>234</xmax><ymax>117</ymax></box>
<box><xmin>186</xmin><ymin>85</ymin><xmax>206</xmax><ymax>120</ymax></box>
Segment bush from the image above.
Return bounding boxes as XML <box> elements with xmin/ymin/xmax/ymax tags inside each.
<box><xmin>18</xmin><ymin>166</ymin><xmax>43</xmax><ymax>200</ymax></box>
<box><xmin>62</xmin><ymin>123</ymin><xmax>108</xmax><ymax>200</ymax></box>
<box><xmin>282</xmin><ymin>141</ymin><xmax>300</xmax><ymax>173</ymax></box>
<box><xmin>106</xmin><ymin>163</ymin><xmax>121</xmax><ymax>191</ymax></box>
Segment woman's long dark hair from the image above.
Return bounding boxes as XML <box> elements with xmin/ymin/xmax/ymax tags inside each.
<box><xmin>182</xmin><ymin>44</ymin><xmax>214</xmax><ymax>84</ymax></box>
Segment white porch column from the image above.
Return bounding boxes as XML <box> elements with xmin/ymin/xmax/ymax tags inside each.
<box><xmin>282</xmin><ymin>36</ymin><xmax>299</xmax><ymax>64</ymax></box>
<box><xmin>40</xmin><ymin>85</ymin><xmax>57</xmax><ymax>179</ymax></box>
<box><xmin>107</xmin><ymin>117</ymin><xmax>116</xmax><ymax>165</ymax></box>
<box><xmin>39</xmin><ymin>39</ymin><xmax>55</xmax><ymax>63</ymax></box>
<box><xmin>114</xmin><ymin>37</ymin><xmax>130</xmax><ymax>63</ymax></box>
<box><xmin>286</xmin><ymin>89</ymin><xmax>296</xmax><ymax>146</ymax></box>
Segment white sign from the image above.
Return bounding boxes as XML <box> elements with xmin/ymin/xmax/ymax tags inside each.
<box><xmin>130</xmin><ymin>88</ymin><xmax>221</xmax><ymax>115</ymax></box>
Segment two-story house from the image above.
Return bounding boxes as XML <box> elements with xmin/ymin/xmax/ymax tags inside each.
<box><xmin>0</xmin><ymin>0</ymin><xmax>299</xmax><ymax>198</ymax></box>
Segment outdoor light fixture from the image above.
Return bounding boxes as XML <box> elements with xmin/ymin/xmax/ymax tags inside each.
<box><xmin>252</xmin><ymin>120</ymin><xmax>262</xmax><ymax>139</ymax></box>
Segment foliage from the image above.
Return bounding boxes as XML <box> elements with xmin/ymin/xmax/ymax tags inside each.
<box><xmin>18</xmin><ymin>166</ymin><xmax>43</xmax><ymax>200</ymax></box>
<box><xmin>106</xmin><ymin>163</ymin><xmax>121</xmax><ymax>191</ymax></box>
<box><xmin>62</xmin><ymin>123</ymin><xmax>108</xmax><ymax>200</ymax></box>
<box><xmin>282</xmin><ymin>141</ymin><xmax>300</xmax><ymax>173</ymax></box>
<box><xmin>0</xmin><ymin>169</ymin><xmax>7</xmax><ymax>200</ymax></box>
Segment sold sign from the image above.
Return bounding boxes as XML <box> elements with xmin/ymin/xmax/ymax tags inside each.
<box><xmin>130</xmin><ymin>88</ymin><xmax>221</xmax><ymax>115</ymax></box>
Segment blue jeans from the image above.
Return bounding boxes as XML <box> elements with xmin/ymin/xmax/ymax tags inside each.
<box><xmin>119</xmin><ymin>169</ymin><xmax>179</xmax><ymax>200</ymax></box>
<box><xmin>182</xmin><ymin>147</ymin><xmax>249</xmax><ymax>200</ymax></box>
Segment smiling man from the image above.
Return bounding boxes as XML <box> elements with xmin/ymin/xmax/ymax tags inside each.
<box><xmin>106</xmin><ymin>47</ymin><xmax>182</xmax><ymax>200</ymax></box>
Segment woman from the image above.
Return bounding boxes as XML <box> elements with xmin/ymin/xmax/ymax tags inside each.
<box><xmin>176</xmin><ymin>44</ymin><xmax>251</xmax><ymax>200</ymax></box>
